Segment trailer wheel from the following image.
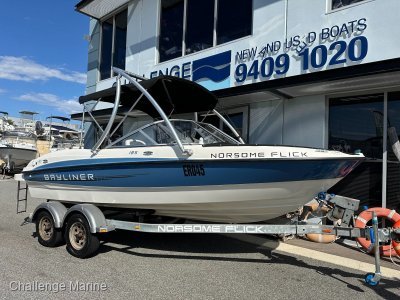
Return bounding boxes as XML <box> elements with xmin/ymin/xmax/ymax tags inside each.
<box><xmin>36</xmin><ymin>211</ymin><xmax>64</xmax><ymax>247</ymax></box>
<box><xmin>65</xmin><ymin>214</ymin><xmax>99</xmax><ymax>258</ymax></box>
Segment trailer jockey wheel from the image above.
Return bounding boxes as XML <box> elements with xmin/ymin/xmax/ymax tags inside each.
<box><xmin>364</xmin><ymin>273</ymin><xmax>379</xmax><ymax>286</ymax></box>
<box><xmin>65</xmin><ymin>214</ymin><xmax>100</xmax><ymax>258</ymax></box>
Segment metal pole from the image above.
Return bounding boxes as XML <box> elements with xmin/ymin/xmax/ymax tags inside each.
<box><xmin>91</xmin><ymin>75</ymin><xmax>122</xmax><ymax>153</ymax></box>
<box><xmin>79</xmin><ymin>107</ymin><xmax>85</xmax><ymax>149</ymax></box>
<box><xmin>382</xmin><ymin>92</ymin><xmax>387</xmax><ymax>208</ymax></box>
<box><xmin>371</xmin><ymin>211</ymin><xmax>381</xmax><ymax>284</ymax></box>
<box><xmin>112</xmin><ymin>67</ymin><xmax>192</xmax><ymax>156</ymax></box>
<box><xmin>212</xmin><ymin>109</ymin><xmax>245</xmax><ymax>144</ymax></box>
<box><xmin>49</xmin><ymin>117</ymin><xmax>53</xmax><ymax>149</ymax></box>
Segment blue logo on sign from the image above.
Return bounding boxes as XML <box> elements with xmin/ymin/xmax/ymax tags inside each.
<box><xmin>192</xmin><ymin>51</ymin><xmax>231</xmax><ymax>90</ymax></box>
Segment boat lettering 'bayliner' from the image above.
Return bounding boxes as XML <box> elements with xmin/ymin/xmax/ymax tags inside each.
<box><xmin>17</xmin><ymin>68</ymin><xmax>364</xmax><ymax>223</ymax></box>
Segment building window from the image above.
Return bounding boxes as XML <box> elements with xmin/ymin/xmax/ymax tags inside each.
<box><xmin>99</xmin><ymin>9</ymin><xmax>127</xmax><ymax>80</ymax></box>
<box><xmin>100</xmin><ymin>17</ymin><xmax>113</xmax><ymax>80</ymax></box>
<box><xmin>387</xmin><ymin>91</ymin><xmax>400</xmax><ymax>212</ymax></box>
<box><xmin>331</xmin><ymin>0</ymin><xmax>366</xmax><ymax>10</ymax></box>
<box><xmin>217</xmin><ymin>0</ymin><xmax>252</xmax><ymax>45</ymax></box>
<box><xmin>159</xmin><ymin>0</ymin><xmax>184</xmax><ymax>63</ymax></box>
<box><xmin>159</xmin><ymin>0</ymin><xmax>252</xmax><ymax>63</ymax></box>
<box><xmin>185</xmin><ymin>0</ymin><xmax>214</xmax><ymax>55</ymax></box>
<box><xmin>328</xmin><ymin>94</ymin><xmax>384</xmax><ymax>209</ymax></box>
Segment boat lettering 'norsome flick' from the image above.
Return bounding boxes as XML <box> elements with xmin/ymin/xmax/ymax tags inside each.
<box><xmin>16</xmin><ymin>68</ymin><xmax>364</xmax><ymax>223</ymax></box>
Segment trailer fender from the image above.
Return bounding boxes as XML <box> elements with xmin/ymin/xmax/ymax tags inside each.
<box><xmin>63</xmin><ymin>204</ymin><xmax>111</xmax><ymax>234</ymax></box>
<box><xmin>32</xmin><ymin>202</ymin><xmax>67</xmax><ymax>229</ymax></box>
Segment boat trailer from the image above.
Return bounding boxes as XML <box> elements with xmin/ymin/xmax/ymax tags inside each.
<box><xmin>18</xmin><ymin>185</ymin><xmax>400</xmax><ymax>286</ymax></box>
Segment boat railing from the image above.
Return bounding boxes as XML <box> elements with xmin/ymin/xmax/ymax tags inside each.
<box><xmin>211</xmin><ymin>110</ymin><xmax>244</xmax><ymax>144</ymax></box>
<box><xmin>83</xmin><ymin>68</ymin><xmax>245</xmax><ymax>155</ymax></box>
<box><xmin>87</xmin><ymin>68</ymin><xmax>192</xmax><ymax>155</ymax></box>
<box><xmin>113</xmin><ymin>67</ymin><xmax>192</xmax><ymax>155</ymax></box>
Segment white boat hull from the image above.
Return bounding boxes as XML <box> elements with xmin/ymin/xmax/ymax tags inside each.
<box><xmin>0</xmin><ymin>146</ymin><xmax>37</xmax><ymax>169</ymax></box>
<box><xmin>20</xmin><ymin>145</ymin><xmax>363</xmax><ymax>223</ymax></box>
<box><xmin>27</xmin><ymin>178</ymin><xmax>340</xmax><ymax>223</ymax></box>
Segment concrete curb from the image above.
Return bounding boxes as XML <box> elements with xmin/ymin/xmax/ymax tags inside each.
<box><xmin>226</xmin><ymin>234</ymin><xmax>400</xmax><ymax>280</ymax></box>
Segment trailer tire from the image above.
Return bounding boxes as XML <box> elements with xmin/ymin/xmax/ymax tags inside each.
<box><xmin>36</xmin><ymin>211</ymin><xmax>64</xmax><ymax>247</ymax></box>
<box><xmin>65</xmin><ymin>214</ymin><xmax>100</xmax><ymax>258</ymax></box>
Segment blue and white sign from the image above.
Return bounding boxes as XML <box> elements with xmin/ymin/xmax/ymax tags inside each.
<box><xmin>234</xmin><ymin>18</ymin><xmax>368</xmax><ymax>84</ymax></box>
<box><xmin>192</xmin><ymin>51</ymin><xmax>231</xmax><ymax>90</ymax></box>
<box><xmin>150</xmin><ymin>51</ymin><xmax>232</xmax><ymax>90</ymax></box>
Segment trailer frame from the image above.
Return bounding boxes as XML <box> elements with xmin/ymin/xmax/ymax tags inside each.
<box><xmin>22</xmin><ymin>192</ymin><xmax>400</xmax><ymax>286</ymax></box>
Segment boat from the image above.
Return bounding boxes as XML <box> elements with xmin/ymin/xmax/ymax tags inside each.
<box><xmin>17</xmin><ymin>68</ymin><xmax>364</xmax><ymax>223</ymax></box>
<box><xmin>0</xmin><ymin>130</ymin><xmax>37</xmax><ymax>171</ymax></box>
<box><xmin>0</xmin><ymin>111</ymin><xmax>38</xmax><ymax>171</ymax></box>
<box><xmin>0</xmin><ymin>111</ymin><xmax>14</xmax><ymax>136</ymax></box>
<box><xmin>37</xmin><ymin>116</ymin><xmax>82</xmax><ymax>152</ymax></box>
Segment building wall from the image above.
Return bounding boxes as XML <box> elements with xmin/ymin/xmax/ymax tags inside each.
<box><xmin>80</xmin><ymin>0</ymin><xmax>400</xmax><ymax>210</ymax></box>
<box><xmin>86</xmin><ymin>0</ymin><xmax>400</xmax><ymax>93</ymax></box>
<box><xmin>249</xmin><ymin>100</ymin><xmax>283</xmax><ymax>145</ymax></box>
<box><xmin>283</xmin><ymin>95</ymin><xmax>326</xmax><ymax>148</ymax></box>
<box><xmin>83</xmin><ymin>0</ymin><xmax>400</xmax><ymax>149</ymax></box>
<box><xmin>248</xmin><ymin>95</ymin><xmax>326</xmax><ymax>148</ymax></box>
<box><xmin>86</xmin><ymin>19</ymin><xmax>100</xmax><ymax>94</ymax></box>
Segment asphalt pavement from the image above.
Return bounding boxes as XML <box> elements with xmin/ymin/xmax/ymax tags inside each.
<box><xmin>0</xmin><ymin>179</ymin><xmax>399</xmax><ymax>299</ymax></box>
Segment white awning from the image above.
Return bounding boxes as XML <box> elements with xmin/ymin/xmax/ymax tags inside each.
<box><xmin>75</xmin><ymin>0</ymin><xmax>129</xmax><ymax>19</ymax></box>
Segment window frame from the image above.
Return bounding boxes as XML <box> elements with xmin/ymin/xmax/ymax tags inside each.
<box><xmin>98</xmin><ymin>6</ymin><xmax>128</xmax><ymax>82</ymax></box>
<box><xmin>326</xmin><ymin>0</ymin><xmax>374</xmax><ymax>13</ymax></box>
<box><xmin>157</xmin><ymin>0</ymin><xmax>253</xmax><ymax>64</ymax></box>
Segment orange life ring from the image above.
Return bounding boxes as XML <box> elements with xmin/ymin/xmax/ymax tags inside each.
<box><xmin>392</xmin><ymin>220</ymin><xmax>400</xmax><ymax>256</ymax></box>
<box><xmin>355</xmin><ymin>207</ymin><xmax>400</xmax><ymax>257</ymax></box>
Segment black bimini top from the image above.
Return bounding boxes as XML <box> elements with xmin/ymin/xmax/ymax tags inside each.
<box><xmin>46</xmin><ymin>116</ymin><xmax>70</xmax><ymax>122</ymax></box>
<box><xmin>78</xmin><ymin>75</ymin><xmax>218</xmax><ymax>118</ymax></box>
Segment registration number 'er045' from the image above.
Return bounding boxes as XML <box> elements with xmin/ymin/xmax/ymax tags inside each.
<box><xmin>183</xmin><ymin>164</ymin><xmax>205</xmax><ymax>176</ymax></box>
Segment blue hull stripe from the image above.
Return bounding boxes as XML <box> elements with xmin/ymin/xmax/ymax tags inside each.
<box><xmin>23</xmin><ymin>159</ymin><xmax>360</xmax><ymax>188</ymax></box>
<box><xmin>33</xmin><ymin>157</ymin><xmax>176</xmax><ymax>171</ymax></box>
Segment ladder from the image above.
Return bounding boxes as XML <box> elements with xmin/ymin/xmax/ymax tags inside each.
<box><xmin>17</xmin><ymin>181</ymin><xmax>28</xmax><ymax>214</ymax></box>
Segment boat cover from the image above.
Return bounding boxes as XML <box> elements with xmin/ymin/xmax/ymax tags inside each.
<box><xmin>78</xmin><ymin>75</ymin><xmax>218</xmax><ymax>118</ymax></box>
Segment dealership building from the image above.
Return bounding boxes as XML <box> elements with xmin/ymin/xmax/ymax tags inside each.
<box><xmin>75</xmin><ymin>0</ymin><xmax>400</xmax><ymax>211</ymax></box>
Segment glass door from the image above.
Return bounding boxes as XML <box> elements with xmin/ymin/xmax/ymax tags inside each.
<box><xmin>328</xmin><ymin>92</ymin><xmax>400</xmax><ymax>212</ymax></box>
<box><xmin>387</xmin><ymin>92</ymin><xmax>400</xmax><ymax>211</ymax></box>
<box><xmin>328</xmin><ymin>94</ymin><xmax>384</xmax><ymax>209</ymax></box>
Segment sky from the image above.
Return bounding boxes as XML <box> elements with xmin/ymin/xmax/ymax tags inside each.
<box><xmin>0</xmin><ymin>1</ymin><xmax>89</xmax><ymax>121</ymax></box>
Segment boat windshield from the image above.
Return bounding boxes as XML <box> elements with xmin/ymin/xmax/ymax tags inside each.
<box><xmin>110</xmin><ymin>120</ymin><xmax>240</xmax><ymax>148</ymax></box>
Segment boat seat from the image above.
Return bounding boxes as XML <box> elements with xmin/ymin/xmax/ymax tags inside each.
<box><xmin>125</xmin><ymin>139</ymin><xmax>134</xmax><ymax>146</ymax></box>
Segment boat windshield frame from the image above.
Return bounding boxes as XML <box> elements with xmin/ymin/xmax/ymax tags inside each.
<box><xmin>107</xmin><ymin>119</ymin><xmax>240</xmax><ymax>148</ymax></box>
